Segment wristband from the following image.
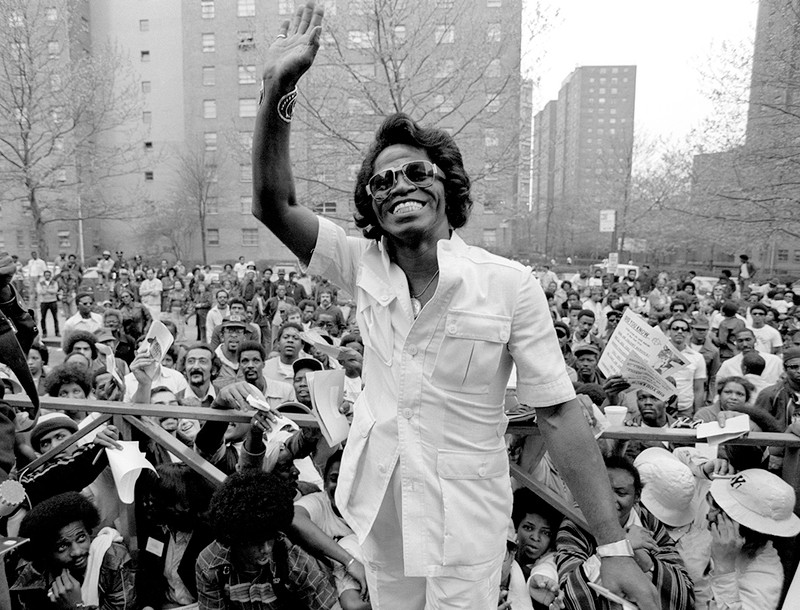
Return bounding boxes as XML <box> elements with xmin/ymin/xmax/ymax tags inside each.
<box><xmin>596</xmin><ymin>539</ymin><xmax>634</xmax><ymax>558</ymax></box>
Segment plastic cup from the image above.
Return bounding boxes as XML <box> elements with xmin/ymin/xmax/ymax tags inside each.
<box><xmin>604</xmin><ymin>406</ymin><xmax>628</xmax><ymax>427</ymax></box>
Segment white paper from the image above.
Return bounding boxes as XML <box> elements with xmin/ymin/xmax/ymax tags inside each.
<box><xmin>105</xmin><ymin>441</ymin><xmax>156</xmax><ymax>503</ymax></box>
<box><xmin>246</xmin><ymin>393</ymin><xmax>299</xmax><ymax>437</ymax></box>
<box><xmin>696</xmin><ymin>414</ymin><xmax>750</xmax><ymax>447</ymax></box>
<box><xmin>598</xmin><ymin>309</ymin><xmax>689</xmax><ymax>379</ymax></box>
<box><xmin>137</xmin><ymin>320</ymin><xmax>174</xmax><ymax>379</ymax></box>
<box><xmin>306</xmin><ymin>369</ymin><xmax>350</xmax><ymax>446</ymax></box>
<box><xmin>619</xmin><ymin>352</ymin><xmax>679</xmax><ymax>402</ymax></box>
<box><xmin>96</xmin><ymin>343</ymin><xmax>124</xmax><ymax>387</ymax></box>
<box><xmin>300</xmin><ymin>330</ymin><xmax>344</xmax><ymax>360</ymax></box>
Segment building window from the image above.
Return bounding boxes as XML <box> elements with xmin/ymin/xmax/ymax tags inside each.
<box><xmin>484</xmin><ymin>128</ymin><xmax>499</xmax><ymax>147</ymax></box>
<box><xmin>794</xmin><ymin>250</ymin><xmax>800</xmax><ymax>263</ymax></box>
<box><xmin>48</xmin><ymin>41</ymin><xmax>60</xmax><ymax>58</ymax></box>
<box><xmin>778</xmin><ymin>249</ymin><xmax>789</xmax><ymax>262</ymax></box>
<box><xmin>207</xmin><ymin>229</ymin><xmax>219</xmax><ymax>245</ymax></box>
<box><xmin>238</xmin><ymin>31</ymin><xmax>255</xmax><ymax>50</ymax></box>
<box><xmin>240</xmin><ymin>131</ymin><xmax>253</xmax><ymax>152</ymax></box>
<box><xmin>56</xmin><ymin>169</ymin><xmax>67</xmax><ymax>182</ymax></box>
<box><xmin>436</xmin><ymin>59</ymin><xmax>455</xmax><ymax>78</ymax></box>
<box><xmin>347</xmin><ymin>30</ymin><xmax>372</xmax><ymax>49</ymax></box>
<box><xmin>144</xmin><ymin>141</ymin><xmax>153</xmax><ymax>151</ymax></box>
<box><xmin>202</xmin><ymin>33</ymin><xmax>215</xmax><ymax>52</ymax></box>
<box><xmin>238</xmin><ymin>65</ymin><xmax>257</xmax><ymax>84</ymax></box>
<box><xmin>487</xmin><ymin>0</ymin><xmax>502</xmax><ymax>6</ymax></box>
<box><xmin>483</xmin><ymin>228</ymin><xmax>497</xmax><ymax>247</ymax></box>
<box><xmin>436</xmin><ymin>0</ymin><xmax>455</xmax><ymax>7</ymax></box>
<box><xmin>435</xmin><ymin>24</ymin><xmax>454</xmax><ymax>44</ymax></box>
<box><xmin>313</xmin><ymin>201</ymin><xmax>337</xmax><ymax>215</ymax></box>
<box><xmin>140</xmin><ymin>50</ymin><xmax>150</xmax><ymax>61</ymax></box>
<box><xmin>394</xmin><ymin>25</ymin><xmax>406</xmax><ymax>43</ymax></box>
<box><xmin>278</xmin><ymin>0</ymin><xmax>293</xmax><ymax>14</ymax></box>
<box><xmin>240</xmin><ymin>195</ymin><xmax>252</xmax><ymax>214</ymax></box>
<box><xmin>203</xmin><ymin>99</ymin><xmax>217</xmax><ymax>119</ymax></box>
<box><xmin>240</xmin><ymin>164</ymin><xmax>252</xmax><ymax>182</ymax></box>
<box><xmin>139</xmin><ymin>19</ymin><xmax>149</xmax><ymax>31</ymax></box>
<box><xmin>237</xmin><ymin>0</ymin><xmax>255</xmax><ymax>16</ymax></box>
<box><xmin>45</xmin><ymin>7</ymin><xmax>58</xmax><ymax>22</ymax></box>
<box><xmin>201</xmin><ymin>0</ymin><xmax>215</xmax><ymax>18</ymax></box>
<box><xmin>486</xmin><ymin>95</ymin><xmax>500</xmax><ymax>112</ymax></box>
<box><xmin>57</xmin><ymin>230</ymin><xmax>71</xmax><ymax>248</ymax></box>
<box><xmin>487</xmin><ymin>23</ymin><xmax>501</xmax><ymax>42</ymax></box>
<box><xmin>204</xmin><ymin>132</ymin><xmax>217</xmax><ymax>151</ymax></box>
<box><xmin>242</xmin><ymin>228</ymin><xmax>258</xmax><ymax>246</ymax></box>
<box><xmin>433</xmin><ymin>94</ymin><xmax>453</xmax><ymax>113</ymax></box>
<box><xmin>142</xmin><ymin>111</ymin><xmax>152</xmax><ymax>124</ymax></box>
<box><xmin>203</xmin><ymin>66</ymin><xmax>215</xmax><ymax>85</ymax></box>
<box><xmin>144</xmin><ymin>171</ymin><xmax>154</xmax><ymax>181</ymax></box>
<box><xmin>486</xmin><ymin>58</ymin><xmax>502</xmax><ymax>77</ymax></box>
<box><xmin>347</xmin><ymin>98</ymin><xmax>373</xmax><ymax>115</ymax></box>
<box><xmin>141</xmin><ymin>81</ymin><xmax>151</xmax><ymax>93</ymax></box>
<box><xmin>239</xmin><ymin>98</ymin><xmax>257</xmax><ymax>117</ymax></box>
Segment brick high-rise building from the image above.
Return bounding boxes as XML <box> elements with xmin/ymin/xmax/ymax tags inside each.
<box><xmin>532</xmin><ymin>66</ymin><xmax>636</xmax><ymax>258</ymax></box>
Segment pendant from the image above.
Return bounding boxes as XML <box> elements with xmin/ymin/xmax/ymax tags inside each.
<box><xmin>411</xmin><ymin>297</ymin><xmax>422</xmax><ymax>318</ymax></box>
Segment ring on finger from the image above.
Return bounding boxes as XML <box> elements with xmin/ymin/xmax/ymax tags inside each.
<box><xmin>276</xmin><ymin>33</ymin><xmax>287</xmax><ymax>39</ymax></box>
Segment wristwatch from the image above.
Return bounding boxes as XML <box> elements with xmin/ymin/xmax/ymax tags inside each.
<box><xmin>596</xmin><ymin>539</ymin><xmax>634</xmax><ymax>558</ymax></box>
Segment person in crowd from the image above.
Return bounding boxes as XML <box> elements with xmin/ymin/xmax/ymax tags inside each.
<box><xmin>634</xmin><ymin>448</ymin><xmax>713</xmax><ymax>609</ymax></box>
<box><xmin>573</xmin><ymin>344</ymin><xmax>605</xmax><ymax>385</ymax></box>
<box><xmin>193</xmin><ymin>280</ymin><xmax>213</xmax><ymax>342</ymax></box>
<box><xmin>112</xmin><ymin>268</ymin><xmax>139</xmax><ymax>304</ymax></box>
<box><xmin>250</xmin><ymin>282</ymin><xmax>272</xmax><ymax>349</ymax></box>
<box><xmin>124</xmin><ymin>347</ymin><xmax>189</xmax><ymax>404</ymax></box>
<box><xmin>263</xmin><ymin>322</ymin><xmax>304</xmax><ymax>383</ymax></box>
<box><xmin>705</xmin><ymin>469</ymin><xmax>800</xmax><ymax>609</ymax></box>
<box><xmin>37</xmin><ymin>269</ymin><xmax>60</xmax><ymax>338</ymax></box>
<box><xmin>12</xmin><ymin>492</ymin><xmax>137</xmax><ymax>609</ymax></box>
<box><xmin>741</xmin><ymin>351</ymin><xmax>770</xmax><ymax>400</ymax></box>
<box><xmin>102</xmin><ymin>308</ymin><xmax>136</xmax><ymax>365</ymax></box>
<box><xmin>748</xmin><ymin>302</ymin><xmax>783</xmax><ymax>355</ymax></box>
<box><xmin>616</xmin><ymin>390</ymin><xmax>679</xmax><ymax>460</ymax></box>
<box><xmin>61</xmin><ymin>292</ymin><xmax>103</xmax><ymax>346</ymax></box>
<box><xmin>212</xmin><ymin>315</ymin><xmax>249</xmax><ymax>389</ymax></box>
<box><xmin>28</xmin><ymin>341</ymin><xmax>50</xmax><ymax>396</ymax></box>
<box><xmin>266</xmin><ymin>283</ymin><xmax>297</xmax><ymax>322</ymax></box>
<box><xmin>299</xmin><ymin>299</ymin><xmax>317</xmax><ymax>331</ymax></box>
<box><xmin>666</xmin><ymin>317</ymin><xmax>707</xmax><ymax>417</ymax></box>
<box><xmin>136</xmin><ymin>463</ymin><xmax>216</xmax><ymax>609</ymax></box>
<box><xmin>571</xmin><ymin>310</ymin><xmax>603</xmax><ymax>353</ymax></box>
<box><xmin>236</xmin><ymin>340</ymin><xmax>295</xmax><ymax>406</ymax></box>
<box><xmin>208</xmin><ymin>297</ymin><xmax>261</xmax><ymax>351</ymax></box>
<box><xmin>139</xmin><ymin>267</ymin><xmax>163</xmax><ymax>319</ymax></box>
<box><xmin>715</xmin><ymin>301</ymin><xmax>747</xmax><ymax>362</ymax></box>
<box><xmin>118</xmin><ymin>289</ymin><xmax>151</xmax><ymax>340</ymax></box>
<box><xmin>511</xmin><ymin>487</ymin><xmax>561</xmax><ymax>609</ymax></box>
<box><xmin>44</xmin><ymin>362</ymin><xmax>92</xmax><ymax>403</ymax></box>
<box><xmin>205</xmin><ymin>289</ymin><xmax>230</xmax><ymax>343</ymax></box>
<box><xmin>582</xmin><ymin>287</ymin><xmax>606</xmax><ymax>336</ymax></box>
<box><xmin>179</xmin><ymin>342</ymin><xmax>220</xmax><ymax>406</ymax></box>
<box><xmin>557</xmin><ymin>455</ymin><xmax>695</xmax><ymax>610</ymax></box>
<box><xmin>314</xmin><ymin>288</ymin><xmax>345</xmax><ymax>334</ymax></box>
<box><xmin>689</xmin><ymin>314</ymin><xmax>720</xmax><ymax>406</ymax></box>
<box><xmin>195</xmin><ymin>471</ymin><xmax>340</xmax><ymax>609</ymax></box>
<box><xmin>251</xmin><ymin>6</ymin><xmax>659</xmax><ymax>608</ymax></box>
<box><xmin>717</xmin><ymin>328</ymin><xmax>784</xmax><ymax>385</ymax></box>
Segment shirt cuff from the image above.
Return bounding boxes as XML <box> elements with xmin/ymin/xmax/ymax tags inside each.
<box><xmin>306</xmin><ymin>216</ymin><xmax>341</xmax><ymax>278</ymax></box>
<box><xmin>517</xmin><ymin>377</ymin><xmax>576</xmax><ymax>408</ymax></box>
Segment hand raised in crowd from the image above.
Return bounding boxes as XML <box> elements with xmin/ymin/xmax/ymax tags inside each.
<box><xmin>249</xmin><ymin>409</ymin><xmax>280</xmax><ymax>437</ymax></box>
<box><xmin>702</xmin><ymin>457</ymin><xmax>733</xmax><ymax>478</ymax></box>
<box><xmin>337</xmin><ymin>346</ymin><xmax>363</xmax><ymax>377</ymax></box>
<box><xmin>263</xmin><ymin>1</ymin><xmax>324</xmax><ymax>88</ymax></box>
<box><xmin>130</xmin><ymin>352</ymin><xmax>157</xmax><ymax>386</ymax></box>
<box><xmin>95</xmin><ymin>374</ymin><xmax>124</xmax><ymax>402</ymax></box>
<box><xmin>212</xmin><ymin>381</ymin><xmax>262</xmax><ymax>410</ymax></box>
<box><xmin>93</xmin><ymin>424</ymin><xmax>123</xmax><ymax>451</ymax></box>
<box><xmin>49</xmin><ymin>568</ymin><xmax>83</xmax><ymax>608</ymax></box>
<box><xmin>602</xmin><ymin>375</ymin><xmax>630</xmax><ymax>404</ymax></box>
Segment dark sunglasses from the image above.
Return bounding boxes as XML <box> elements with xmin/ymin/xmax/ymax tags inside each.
<box><xmin>366</xmin><ymin>160</ymin><xmax>440</xmax><ymax>202</ymax></box>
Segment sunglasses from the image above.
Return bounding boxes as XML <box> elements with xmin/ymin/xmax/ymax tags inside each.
<box><xmin>366</xmin><ymin>160</ymin><xmax>441</xmax><ymax>202</ymax></box>
<box><xmin>670</xmin><ymin>326</ymin><xmax>689</xmax><ymax>332</ymax></box>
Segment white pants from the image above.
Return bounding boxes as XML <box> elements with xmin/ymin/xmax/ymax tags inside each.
<box><xmin>361</xmin><ymin>468</ymin><xmax>503</xmax><ymax>609</ymax></box>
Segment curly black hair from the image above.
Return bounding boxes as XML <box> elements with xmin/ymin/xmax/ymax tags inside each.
<box><xmin>44</xmin><ymin>362</ymin><xmax>92</xmax><ymax>397</ymax></box>
<box><xmin>63</xmin><ymin>331</ymin><xmax>98</xmax><ymax>361</ymax></box>
<box><xmin>353</xmin><ymin>113</ymin><xmax>472</xmax><ymax>241</ymax></box>
<box><xmin>604</xmin><ymin>455</ymin><xmax>642</xmax><ymax>496</ymax></box>
<box><xmin>29</xmin><ymin>342</ymin><xmax>49</xmax><ymax>366</ymax></box>
<box><xmin>18</xmin><ymin>492</ymin><xmax>99</xmax><ymax>566</ymax></box>
<box><xmin>511</xmin><ymin>487</ymin><xmax>562</xmax><ymax>539</ymax></box>
<box><xmin>236</xmin><ymin>340</ymin><xmax>266</xmax><ymax>361</ymax></box>
<box><xmin>209</xmin><ymin>471</ymin><xmax>294</xmax><ymax>547</ymax></box>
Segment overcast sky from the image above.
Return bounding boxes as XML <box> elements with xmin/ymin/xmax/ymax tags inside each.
<box><xmin>523</xmin><ymin>0</ymin><xmax>759</xmax><ymax>139</ymax></box>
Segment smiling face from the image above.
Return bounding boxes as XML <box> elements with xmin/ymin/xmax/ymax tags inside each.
<box><xmin>608</xmin><ymin>467</ymin><xmax>638</xmax><ymax>527</ymax></box>
<box><xmin>369</xmin><ymin>145</ymin><xmax>450</xmax><ymax>245</ymax></box>
<box><xmin>51</xmin><ymin>521</ymin><xmax>91</xmax><ymax>576</ymax></box>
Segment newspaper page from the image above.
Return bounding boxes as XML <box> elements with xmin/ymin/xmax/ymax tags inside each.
<box><xmin>620</xmin><ymin>352</ymin><xmax>680</xmax><ymax>402</ymax></box>
<box><xmin>598</xmin><ymin>308</ymin><xmax>689</xmax><ymax>378</ymax></box>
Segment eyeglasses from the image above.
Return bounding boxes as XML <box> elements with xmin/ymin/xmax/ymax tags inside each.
<box><xmin>786</xmin><ymin>364</ymin><xmax>800</xmax><ymax>371</ymax></box>
<box><xmin>670</xmin><ymin>326</ymin><xmax>689</xmax><ymax>333</ymax></box>
<box><xmin>366</xmin><ymin>160</ymin><xmax>440</xmax><ymax>202</ymax></box>
<box><xmin>751</xmin><ymin>311</ymin><xmax>766</xmax><ymax>316</ymax></box>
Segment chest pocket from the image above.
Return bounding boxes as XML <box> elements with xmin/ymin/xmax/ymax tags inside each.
<box><xmin>431</xmin><ymin>311</ymin><xmax>511</xmax><ymax>394</ymax></box>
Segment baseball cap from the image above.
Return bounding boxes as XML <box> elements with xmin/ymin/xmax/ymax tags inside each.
<box><xmin>94</xmin><ymin>329</ymin><xmax>115</xmax><ymax>344</ymax></box>
<box><xmin>553</xmin><ymin>321</ymin><xmax>570</xmax><ymax>338</ymax></box>
<box><xmin>710</xmin><ymin>469</ymin><xmax>800</xmax><ymax>537</ymax></box>
<box><xmin>634</xmin><ymin>448</ymin><xmax>699</xmax><ymax>527</ymax></box>
<box><xmin>103</xmin><ymin>250</ymin><xmax>111</xmax><ymax>255</ymax></box>
<box><xmin>220</xmin><ymin>314</ymin><xmax>248</xmax><ymax>330</ymax></box>
<box><xmin>0</xmin><ymin>371</ymin><xmax>23</xmax><ymax>395</ymax></box>
<box><xmin>691</xmin><ymin>314</ymin><xmax>710</xmax><ymax>329</ymax></box>
<box><xmin>783</xmin><ymin>347</ymin><xmax>800</xmax><ymax>364</ymax></box>
<box><xmin>292</xmin><ymin>357</ymin><xmax>324</xmax><ymax>376</ymax></box>
<box><xmin>574</xmin><ymin>344</ymin><xmax>601</xmax><ymax>358</ymax></box>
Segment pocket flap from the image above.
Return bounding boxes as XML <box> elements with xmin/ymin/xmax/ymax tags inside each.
<box><xmin>444</xmin><ymin>311</ymin><xmax>511</xmax><ymax>343</ymax></box>
<box><xmin>437</xmin><ymin>447</ymin><xmax>508</xmax><ymax>480</ymax></box>
<box><xmin>351</xmin><ymin>401</ymin><xmax>376</xmax><ymax>439</ymax></box>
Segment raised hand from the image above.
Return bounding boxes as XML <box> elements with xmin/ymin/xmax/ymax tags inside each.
<box><xmin>262</xmin><ymin>1</ymin><xmax>325</xmax><ymax>89</ymax></box>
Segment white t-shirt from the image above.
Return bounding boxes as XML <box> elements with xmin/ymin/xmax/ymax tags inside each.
<box><xmin>295</xmin><ymin>491</ymin><xmax>353</xmax><ymax>540</ymax></box>
<box><xmin>671</xmin><ymin>347</ymin><xmax>706</xmax><ymax>414</ymax></box>
<box><xmin>750</xmin><ymin>324</ymin><xmax>783</xmax><ymax>354</ymax></box>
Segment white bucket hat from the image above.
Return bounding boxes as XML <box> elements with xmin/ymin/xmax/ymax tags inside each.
<box><xmin>634</xmin><ymin>447</ymin><xmax>699</xmax><ymax>527</ymax></box>
<box><xmin>710</xmin><ymin>469</ymin><xmax>800</xmax><ymax>537</ymax></box>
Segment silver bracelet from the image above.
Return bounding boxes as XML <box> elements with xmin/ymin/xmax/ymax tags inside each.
<box><xmin>277</xmin><ymin>87</ymin><xmax>298</xmax><ymax>123</ymax></box>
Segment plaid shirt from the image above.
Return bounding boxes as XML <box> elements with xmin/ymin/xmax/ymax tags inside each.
<box><xmin>195</xmin><ymin>537</ymin><xmax>339</xmax><ymax>610</ymax></box>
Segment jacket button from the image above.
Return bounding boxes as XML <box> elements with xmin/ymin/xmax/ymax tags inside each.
<box><xmin>407</xmin><ymin>345</ymin><xmax>418</xmax><ymax>356</ymax></box>
<box><xmin>403</xmin><ymin>408</ymin><xmax>413</xmax><ymax>419</ymax></box>
<box><xmin>478</xmin><ymin>467</ymin><xmax>487</xmax><ymax>477</ymax></box>
<box><xmin>380</xmin><ymin>295</ymin><xmax>389</xmax><ymax>303</ymax></box>
<box><xmin>448</xmin><ymin>324</ymin><xmax>458</xmax><ymax>334</ymax></box>
<box><xmin>378</xmin><ymin>464</ymin><xmax>387</xmax><ymax>474</ymax></box>
<box><xmin>500</xmin><ymin>330</ymin><xmax>509</xmax><ymax>341</ymax></box>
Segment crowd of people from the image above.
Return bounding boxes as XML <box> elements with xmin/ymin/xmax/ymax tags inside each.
<box><xmin>0</xmin><ymin>245</ymin><xmax>799</xmax><ymax>610</ymax></box>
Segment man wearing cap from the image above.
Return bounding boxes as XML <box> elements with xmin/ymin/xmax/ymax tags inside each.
<box><xmin>574</xmin><ymin>344</ymin><xmax>605</xmax><ymax>385</ymax></box>
<box><xmin>748</xmin><ymin>303</ymin><xmax>783</xmax><ymax>355</ymax></box>
<box><xmin>97</xmin><ymin>250</ymin><xmax>115</xmax><ymax>280</ymax></box>
<box><xmin>61</xmin><ymin>292</ymin><xmax>103</xmax><ymax>346</ymax></box>
<box><xmin>688</xmin><ymin>314</ymin><xmax>720</xmax><ymax>405</ymax></box>
<box><xmin>208</xmin><ymin>298</ymin><xmax>260</xmax><ymax>351</ymax></box>
<box><xmin>717</xmin><ymin>328</ymin><xmax>784</xmax><ymax>385</ymax></box>
<box><xmin>213</xmin><ymin>315</ymin><xmax>248</xmax><ymax>390</ymax></box>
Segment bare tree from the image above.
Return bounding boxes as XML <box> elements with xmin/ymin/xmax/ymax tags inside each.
<box><xmin>0</xmin><ymin>0</ymin><xmax>146</xmax><ymax>257</ymax></box>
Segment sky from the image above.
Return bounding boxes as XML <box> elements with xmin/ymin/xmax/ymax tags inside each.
<box><xmin>523</xmin><ymin>0</ymin><xmax>759</xmax><ymax>140</ymax></box>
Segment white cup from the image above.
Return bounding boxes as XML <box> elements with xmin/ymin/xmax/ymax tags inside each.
<box><xmin>604</xmin><ymin>406</ymin><xmax>628</xmax><ymax>427</ymax></box>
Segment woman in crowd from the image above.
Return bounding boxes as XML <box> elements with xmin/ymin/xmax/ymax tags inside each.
<box><xmin>11</xmin><ymin>492</ymin><xmax>137</xmax><ymax>609</ymax></box>
<box><xmin>28</xmin><ymin>341</ymin><xmax>50</xmax><ymax>396</ymax></box>
<box><xmin>706</xmin><ymin>469</ymin><xmax>800</xmax><ymax>609</ymax></box>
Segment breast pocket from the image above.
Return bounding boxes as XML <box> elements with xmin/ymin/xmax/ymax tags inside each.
<box><xmin>431</xmin><ymin>311</ymin><xmax>511</xmax><ymax>394</ymax></box>
<box><xmin>358</xmin><ymin>302</ymin><xmax>394</xmax><ymax>367</ymax></box>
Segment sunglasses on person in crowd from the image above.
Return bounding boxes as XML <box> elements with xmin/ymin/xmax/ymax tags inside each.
<box><xmin>670</xmin><ymin>325</ymin><xmax>689</xmax><ymax>333</ymax></box>
<box><xmin>366</xmin><ymin>160</ymin><xmax>441</xmax><ymax>202</ymax></box>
